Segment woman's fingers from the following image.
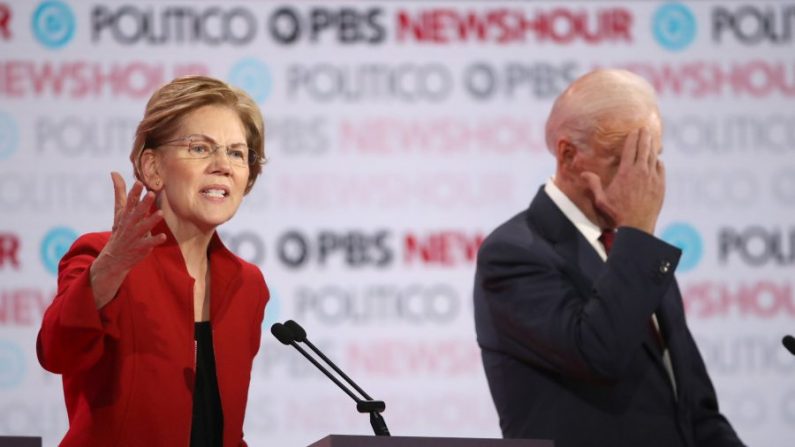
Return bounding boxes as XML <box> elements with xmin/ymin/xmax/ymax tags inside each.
<box><xmin>115</xmin><ymin>180</ymin><xmax>158</xmax><ymax>235</ymax></box>
<box><xmin>124</xmin><ymin>181</ymin><xmax>145</xmax><ymax>216</ymax></box>
<box><xmin>144</xmin><ymin>232</ymin><xmax>168</xmax><ymax>247</ymax></box>
<box><xmin>129</xmin><ymin>191</ymin><xmax>157</xmax><ymax>223</ymax></box>
<box><xmin>111</xmin><ymin>172</ymin><xmax>127</xmax><ymax>228</ymax></box>
<box><xmin>111</xmin><ymin>172</ymin><xmax>127</xmax><ymax>212</ymax></box>
<box><xmin>106</xmin><ymin>173</ymin><xmax>164</xmax><ymax>267</ymax></box>
<box><xmin>131</xmin><ymin>209</ymin><xmax>164</xmax><ymax>237</ymax></box>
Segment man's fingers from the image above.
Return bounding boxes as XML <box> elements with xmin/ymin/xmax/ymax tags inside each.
<box><xmin>648</xmin><ymin>131</ymin><xmax>662</xmax><ymax>171</ymax></box>
<box><xmin>581</xmin><ymin>171</ymin><xmax>606</xmax><ymax>202</ymax></box>
<box><xmin>648</xmin><ymin>142</ymin><xmax>658</xmax><ymax>172</ymax></box>
<box><xmin>620</xmin><ymin>129</ymin><xmax>640</xmax><ymax>170</ymax></box>
<box><xmin>582</xmin><ymin>171</ymin><xmax>619</xmax><ymax>227</ymax></box>
<box><xmin>657</xmin><ymin>159</ymin><xmax>666</xmax><ymax>208</ymax></box>
<box><xmin>636</xmin><ymin>128</ymin><xmax>651</xmax><ymax>169</ymax></box>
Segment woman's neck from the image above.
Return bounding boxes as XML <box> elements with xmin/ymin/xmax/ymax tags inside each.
<box><xmin>163</xmin><ymin>212</ymin><xmax>214</xmax><ymax>279</ymax></box>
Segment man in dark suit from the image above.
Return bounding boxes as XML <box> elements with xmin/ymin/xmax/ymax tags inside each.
<box><xmin>474</xmin><ymin>69</ymin><xmax>744</xmax><ymax>447</ymax></box>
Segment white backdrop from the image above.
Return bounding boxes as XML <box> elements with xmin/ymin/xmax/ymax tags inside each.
<box><xmin>1</xmin><ymin>1</ymin><xmax>794</xmax><ymax>446</ymax></box>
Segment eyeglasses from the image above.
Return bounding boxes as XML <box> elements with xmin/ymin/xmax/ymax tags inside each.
<box><xmin>157</xmin><ymin>134</ymin><xmax>263</xmax><ymax>167</ymax></box>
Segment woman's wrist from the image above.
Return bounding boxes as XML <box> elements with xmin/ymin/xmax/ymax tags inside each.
<box><xmin>89</xmin><ymin>250</ymin><xmax>130</xmax><ymax>309</ymax></box>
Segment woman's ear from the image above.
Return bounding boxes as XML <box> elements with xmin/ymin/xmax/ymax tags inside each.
<box><xmin>139</xmin><ymin>149</ymin><xmax>163</xmax><ymax>192</ymax></box>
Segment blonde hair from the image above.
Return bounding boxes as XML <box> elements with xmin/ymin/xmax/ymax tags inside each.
<box><xmin>545</xmin><ymin>69</ymin><xmax>659</xmax><ymax>154</ymax></box>
<box><xmin>130</xmin><ymin>75</ymin><xmax>265</xmax><ymax>193</ymax></box>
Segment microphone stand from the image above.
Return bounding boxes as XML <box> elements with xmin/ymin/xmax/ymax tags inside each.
<box><xmin>272</xmin><ymin>321</ymin><xmax>390</xmax><ymax>436</ymax></box>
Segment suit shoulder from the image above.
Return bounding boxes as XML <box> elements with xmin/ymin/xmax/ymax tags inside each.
<box><xmin>477</xmin><ymin>208</ymin><xmax>557</xmax><ymax>270</ymax></box>
<box><xmin>481</xmin><ymin>210</ymin><xmax>536</xmax><ymax>252</ymax></box>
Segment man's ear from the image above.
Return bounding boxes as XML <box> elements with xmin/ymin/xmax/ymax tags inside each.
<box><xmin>140</xmin><ymin>149</ymin><xmax>163</xmax><ymax>191</ymax></box>
<box><xmin>556</xmin><ymin>139</ymin><xmax>578</xmax><ymax>170</ymax></box>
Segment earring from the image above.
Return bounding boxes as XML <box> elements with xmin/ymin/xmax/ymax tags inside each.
<box><xmin>155</xmin><ymin>180</ymin><xmax>161</xmax><ymax>186</ymax></box>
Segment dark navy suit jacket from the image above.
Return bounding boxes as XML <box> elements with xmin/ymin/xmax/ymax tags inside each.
<box><xmin>474</xmin><ymin>188</ymin><xmax>744</xmax><ymax>447</ymax></box>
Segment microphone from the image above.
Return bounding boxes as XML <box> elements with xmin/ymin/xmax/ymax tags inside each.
<box><xmin>283</xmin><ymin>320</ymin><xmax>381</xmax><ymax>411</ymax></box>
<box><xmin>270</xmin><ymin>323</ymin><xmax>362</xmax><ymax>403</ymax></box>
<box><xmin>783</xmin><ymin>335</ymin><xmax>795</xmax><ymax>356</ymax></box>
<box><xmin>271</xmin><ymin>320</ymin><xmax>390</xmax><ymax>436</ymax></box>
<box><xmin>271</xmin><ymin>322</ymin><xmax>295</xmax><ymax>344</ymax></box>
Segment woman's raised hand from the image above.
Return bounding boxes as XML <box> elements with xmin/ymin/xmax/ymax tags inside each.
<box><xmin>89</xmin><ymin>172</ymin><xmax>166</xmax><ymax>308</ymax></box>
<box><xmin>108</xmin><ymin>172</ymin><xmax>166</xmax><ymax>267</ymax></box>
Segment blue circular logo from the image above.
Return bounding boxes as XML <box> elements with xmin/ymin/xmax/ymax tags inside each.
<box><xmin>0</xmin><ymin>341</ymin><xmax>26</xmax><ymax>389</ymax></box>
<box><xmin>652</xmin><ymin>3</ymin><xmax>696</xmax><ymax>51</ymax></box>
<box><xmin>229</xmin><ymin>59</ymin><xmax>272</xmax><ymax>104</ymax></box>
<box><xmin>0</xmin><ymin>112</ymin><xmax>19</xmax><ymax>160</ymax></box>
<box><xmin>41</xmin><ymin>226</ymin><xmax>78</xmax><ymax>275</ymax></box>
<box><xmin>32</xmin><ymin>0</ymin><xmax>76</xmax><ymax>49</ymax></box>
<box><xmin>661</xmin><ymin>222</ymin><xmax>703</xmax><ymax>273</ymax></box>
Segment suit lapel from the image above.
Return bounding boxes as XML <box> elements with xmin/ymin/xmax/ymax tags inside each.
<box><xmin>147</xmin><ymin>219</ymin><xmax>243</xmax><ymax>326</ymax></box>
<box><xmin>208</xmin><ymin>233</ymin><xmax>243</xmax><ymax>325</ymax></box>
<box><xmin>526</xmin><ymin>187</ymin><xmax>671</xmax><ymax>372</ymax></box>
<box><xmin>526</xmin><ymin>187</ymin><xmax>604</xmax><ymax>293</ymax></box>
<box><xmin>655</xmin><ymin>283</ymin><xmax>687</xmax><ymax>401</ymax></box>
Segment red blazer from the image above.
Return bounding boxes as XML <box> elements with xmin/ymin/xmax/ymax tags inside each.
<box><xmin>37</xmin><ymin>220</ymin><xmax>269</xmax><ymax>446</ymax></box>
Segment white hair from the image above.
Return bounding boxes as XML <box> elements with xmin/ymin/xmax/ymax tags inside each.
<box><xmin>545</xmin><ymin>69</ymin><xmax>659</xmax><ymax>154</ymax></box>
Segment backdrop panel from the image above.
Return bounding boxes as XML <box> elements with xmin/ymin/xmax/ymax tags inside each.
<box><xmin>1</xmin><ymin>1</ymin><xmax>793</xmax><ymax>446</ymax></box>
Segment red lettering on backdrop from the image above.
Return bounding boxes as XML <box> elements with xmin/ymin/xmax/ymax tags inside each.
<box><xmin>682</xmin><ymin>281</ymin><xmax>794</xmax><ymax>318</ymax></box>
<box><xmin>2</xmin><ymin>60</ymin><xmax>24</xmax><ymax>96</ymax></box>
<box><xmin>276</xmin><ymin>172</ymin><xmax>514</xmax><ymax>210</ymax></box>
<box><xmin>0</xmin><ymin>3</ymin><xmax>10</xmax><ymax>40</ymax></box>
<box><xmin>611</xmin><ymin>61</ymin><xmax>795</xmax><ymax>98</ymax></box>
<box><xmin>543</xmin><ymin>9</ymin><xmax>579</xmax><ymax>43</ymax></box>
<box><xmin>404</xmin><ymin>231</ymin><xmax>484</xmax><ymax>266</ymax></box>
<box><xmin>345</xmin><ymin>339</ymin><xmax>480</xmax><ymax>376</ymax></box>
<box><xmin>172</xmin><ymin>63</ymin><xmax>210</xmax><ymax>78</ymax></box>
<box><xmin>0</xmin><ymin>289</ymin><xmax>51</xmax><ymax>325</ymax></box>
<box><xmin>30</xmin><ymin>62</ymin><xmax>67</xmax><ymax>96</ymax></box>
<box><xmin>0</xmin><ymin>61</ymin><xmax>209</xmax><ymax>98</ymax></box>
<box><xmin>338</xmin><ymin>117</ymin><xmax>546</xmax><ymax>154</ymax></box>
<box><xmin>0</xmin><ymin>234</ymin><xmax>20</xmax><ymax>269</ymax></box>
<box><xmin>340</xmin><ymin>118</ymin><xmax>436</xmax><ymax>153</ymax></box>
<box><xmin>396</xmin><ymin>8</ymin><xmax>631</xmax><ymax>44</ymax></box>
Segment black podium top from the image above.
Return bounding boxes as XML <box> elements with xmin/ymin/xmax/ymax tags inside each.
<box><xmin>308</xmin><ymin>435</ymin><xmax>553</xmax><ymax>447</ymax></box>
<box><xmin>0</xmin><ymin>437</ymin><xmax>42</xmax><ymax>447</ymax></box>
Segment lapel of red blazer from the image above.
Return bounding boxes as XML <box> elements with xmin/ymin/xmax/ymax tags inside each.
<box><xmin>207</xmin><ymin>232</ymin><xmax>243</xmax><ymax>324</ymax></box>
<box><xmin>148</xmin><ymin>219</ymin><xmax>243</xmax><ymax>325</ymax></box>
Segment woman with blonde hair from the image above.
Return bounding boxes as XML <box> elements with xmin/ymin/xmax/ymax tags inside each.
<box><xmin>37</xmin><ymin>76</ymin><xmax>269</xmax><ymax>446</ymax></box>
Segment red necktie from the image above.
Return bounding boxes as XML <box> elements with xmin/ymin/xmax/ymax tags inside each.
<box><xmin>598</xmin><ymin>229</ymin><xmax>615</xmax><ymax>254</ymax></box>
<box><xmin>599</xmin><ymin>229</ymin><xmax>665</xmax><ymax>351</ymax></box>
